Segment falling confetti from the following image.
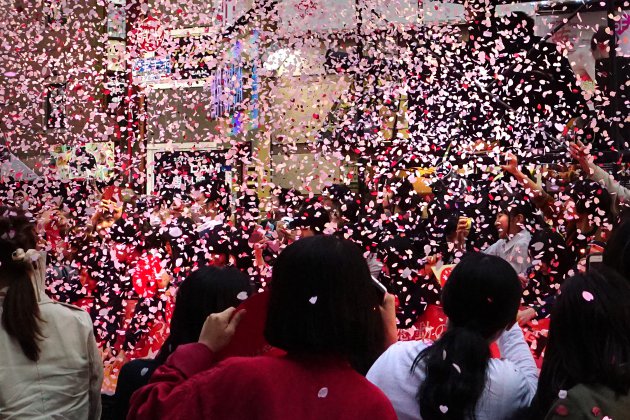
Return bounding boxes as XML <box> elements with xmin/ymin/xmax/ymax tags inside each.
<box><xmin>1</xmin><ymin>0</ymin><xmax>628</xmax><ymax>398</ymax></box>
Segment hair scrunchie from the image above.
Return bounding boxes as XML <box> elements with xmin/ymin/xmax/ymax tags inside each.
<box><xmin>12</xmin><ymin>248</ymin><xmax>40</xmax><ymax>263</ymax></box>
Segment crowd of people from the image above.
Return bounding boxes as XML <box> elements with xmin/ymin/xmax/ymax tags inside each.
<box><xmin>0</xmin><ymin>139</ymin><xmax>630</xmax><ymax>419</ymax></box>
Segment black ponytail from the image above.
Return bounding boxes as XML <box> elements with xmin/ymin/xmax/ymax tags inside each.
<box><xmin>412</xmin><ymin>253</ymin><xmax>522</xmax><ymax>419</ymax></box>
<box><xmin>414</xmin><ymin>327</ymin><xmax>490</xmax><ymax>419</ymax></box>
<box><xmin>0</xmin><ymin>209</ymin><xmax>43</xmax><ymax>361</ymax></box>
<box><xmin>2</xmin><ymin>259</ymin><xmax>42</xmax><ymax>361</ymax></box>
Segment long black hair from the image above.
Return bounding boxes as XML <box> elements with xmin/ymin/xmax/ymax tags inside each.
<box><xmin>264</xmin><ymin>235</ymin><xmax>385</xmax><ymax>375</ymax></box>
<box><xmin>412</xmin><ymin>253</ymin><xmax>522</xmax><ymax>419</ymax></box>
<box><xmin>154</xmin><ymin>265</ymin><xmax>252</xmax><ymax>364</ymax></box>
<box><xmin>0</xmin><ymin>208</ymin><xmax>42</xmax><ymax>361</ymax></box>
<box><xmin>531</xmin><ymin>268</ymin><xmax>630</xmax><ymax>417</ymax></box>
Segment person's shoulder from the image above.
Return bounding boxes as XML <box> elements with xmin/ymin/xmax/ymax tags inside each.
<box><xmin>122</xmin><ymin>358</ymin><xmax>160</xmax><ymax>373</ymax></box>
<box><xmin>381</xmin><ymin>340</ymin><xmax>430</xmax><ymax>361</ymax></box>
<box><xmin>486</xmin><ymin>357</ymin><xmax>532</xmax><ymax>393</ymax></box>
<box><xmin>210</xmin><ymin>355</ymin><xmax>285</xmax><ymax>376</ymax></box>
<box><xmin>357</xmin><ymin>379</ymin><xmax>398</xmax><ymax>418</ymax></box>
<box><xmin>119</xmin><ymin>358</ymin><xmax>160</xmax><ymax>382</ymax></box>
<box><xmin>545</xmin><ymin>384</ymin><xmax>630</xmax><ymax>419</ymax></box>
<box><xmin>43</xmin><ymin>300</ymin><xmax>92</xmax><ymax>324</ymax></box>
<box><xmin>368</xmin><ymin>340</ymin><xmax>429</xmax><ymax>378</ymax></box>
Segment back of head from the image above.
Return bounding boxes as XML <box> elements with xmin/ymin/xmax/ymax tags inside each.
<box><xmin>156</xmin><ymin>266</ymin><xmax>252</xmax><ymax>363</ymax></box>
<box><xmin>339</xmin><ymin>196</ymin><xmax>361</xmax><ymax>225</ymax></box>
<box><xmin>534</xmin><ymin>268</ymin><xmax>630</xmax><ymax>416</ymax></box>
<box><xmin>264</xmin><ymin>235</ymin><xmax>384</xmax><ymax>374</ymax></box>
<box><xmin>529</xmin><ymin>229</ymin><xmax>572</xmax><ymax>280</ymax></box>
<box><xmin>378</xmin><ymin>237</ymin><xmax>433</xmax><ymax>327</ymax></box>
<box><xmin>292</xmin><ymin>201</ymin><xmax>331</xmax><ymax>234</ymax></box>
<box><xmin>392</xmin><ymin>178</ymin><xmax>421</xmax><ymax>214</ymax></box>
<box><xmin>415</xmin><ymin>253</ymin><xmax>521</xmax><ymax>419</ymax></box>
<box><xmin>0</xmin><ymin>208</ymin><xmax>42</xmax><ymax>361</ymax></box>
<box><xmin>323</xmin><ymin>183</ymin><xmax>352</xmax><ymax>204</ymax></box>
<box><xmin>442</xmin><ymin>253</ymin><xmax>521</xmax><ymax>336</ymax></box>
<box><xmin>569</xmin><ymin>179</ymin><xmax>612</xmax><ymax>221</ymax></box>
<box><xmin>591</xmin><ymin>26</ymin><xmax>610</xmax><ymax>54</ymax></box>
<box><xmin>603</xmin><ymin>217</ymin><xmax>630</xmax><ymax>281</ymax></box>
<box><xmin>496</xmin><ymin>189</ymin><xmax>536</xmax><ymax>223</ymax></box>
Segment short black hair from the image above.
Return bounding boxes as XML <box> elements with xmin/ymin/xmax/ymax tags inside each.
<box><xmin>528</xmin><ymin>229</ymin><xmax>572</xmax><ymax>278</ymax></box>
<box><xmin>264</xmin><ymin>235</ymin><xmax>384</xmax><ymax>374</ymax></box>
<box><xmin>391</xmin><ymin>178</ymin><xmax>421</xmax><ymax>213</ymax></box>
<box><xmin>156</xmin><ymin>266</ymin><xmax>252</xmax><ymax>364</ymax></box>
<box><xmin>591</xmin><ymin>26</ymin><xmax>610</xmax><ymax>52</ymax></box>
<box><xmin>323</xmin><ymin>183</ymin><xmax>353</xmax><ymax>204</ymax></box>
<box><xmin>291</xmin><ymin>201</ymin><xmax>331</xmax><ymax>234</ymax></box>
<box><xmin>377</xmin><ymin>237</ymin><xmax>440</xmax><ymax>327</ymax></box>
<box><xmin>110</xmin><ymin>216</ymin><xmax>144</xmax><ymax>246</ymax></box>
<box><xmin>495</xmin><ymin>189</ymin><xmax>537</xmax><ymax>225</ymax></box>
<box><xmin>569</xmin><ymin>179</ymin><xmax>612</xmax><ymax>220</ymax></box>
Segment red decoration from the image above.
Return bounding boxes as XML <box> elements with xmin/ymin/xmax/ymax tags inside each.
<box><xmin>132</xmin><ymin>16</ymin><xmax>165</xmax><ymax>54</ymax></box>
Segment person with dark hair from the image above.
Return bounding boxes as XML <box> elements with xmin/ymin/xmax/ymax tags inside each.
<box><xmin>570</xmin><ymin>140</ymin><xmax>630</xmax><ymax>204</ymax></box>
<box><xmin>128</xmin><ymin>235</ymin><xmax>398</xmax><ymax>420</ymax></box>
<box><xmin>191</xmin><ymin>177</ymin><xmax>231</xmax><ymax>223</ymax></box>
<box><xmin>531</xmin><ymin>268</ymin><xmax>630</xmax><ymax>418</ymax></box>
<box><xmin>517</xmin><ymin>229</ymin><xmax>572</xmax><ymax>326</ymax></box>
<box><xmin>588</xmin><ymin>25</ymin><xmax>630</xmax><ymax>147</ymax></box>
<box><xmin>602</xmin><ymin>216</ymin><xmax>630</xmax><ymax>281</ymax></box>
<box><xmin>484</xmin><ymin>191</ymin><xmax>535</xmax><ymax>274</ymax></box>
<box><xmin>563</xmin><ymin>178</ymin><xmax>613</xmax><ymax>271</ymax></box>
<box><xmin>290</xmin><ymin>199</ymin><xmax>332</xmax><ymax>237</ymax></box>
<box><xmin>0</xmin><ymin>209</ymin><xmax>103</xmax><ymax>419</ymax></box>
<box><xmin>113</xmin><ymin>265</ymin><xmax>252</xmax><ymax>419</ymax></box>
<box><xmin>379</xmin><ymin>177</ymin><xmax>426</xmax><ymax>246</ymax></box>
<box><xmin>159</xmin><ymin>216</ymin><xmax>200</xmax><ymax>284</ymax></box>
<box><xmin>322</xmin><ymin>183</ymin><xmax>354</xmax><ymax>227</ymax></box>
<box><xmin>368</xmin><ymin>253</ymin><xmax>537</xmax><ymax>420</ymax></box>
<box><xmin>197</xmin><ymin>221</ymin><xmax>234</xmax><ymax>267</ymax></box>
<box><xmin>377</xmin><ymin>237</ymin><xmax>441</xmax><ymax>328</ymax></box>
<box><xmin>88</xmin><ymin>215</ymin><xmax>145</xmax><ymax>353</ymax></box>
<box><xmin>45</xmin><ymin>224</ymin><xmax>91</xmax><ymax>305</ymax></box>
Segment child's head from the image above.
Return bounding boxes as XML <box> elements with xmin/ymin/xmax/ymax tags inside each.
<box><xmin>494</xmin><ymin>192</ymin><xmax>534</xmax><ymax>239</ymax></box>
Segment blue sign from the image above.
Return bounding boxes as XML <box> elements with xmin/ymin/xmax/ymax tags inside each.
<box><xmin>132</xmin><ymin>56</ymin><xmax>171</xmax><ymax>83</ymax></box>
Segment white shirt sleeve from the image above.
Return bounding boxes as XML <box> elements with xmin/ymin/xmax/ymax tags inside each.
<box><xmin>589</xmin><ymin>161</ymin><xmax>630</xmax><ymax>203</ymax></box>
<box><xmin>497</xmin><ymin>323</ymin><xmax>539</xmax><ymax>400</ymax></box>
<box><xmin>508</xmin><ymin>238</ymin><xmax>531</xmax><ymax>275</ymax></box>
<box><xmin>366</xmin><ymin>253</ymin><xmax>383</xmax><ymax>279</ymax></box>
<box><xmin>484</xmin><ymin>240</ymin><xmax>503</xmax><ymax>257</ymax></box>
<box><xmin>367</xmin><ymin>341</ymin><xmax>427</xmax><ymax>420</ymax></box>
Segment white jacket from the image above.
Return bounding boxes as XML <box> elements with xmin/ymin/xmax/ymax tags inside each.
<box><xmin>0</xmin><ymin>252</ymin><xmax>103</xmax><ymax>419</ymax></box>
<box><xmin>367</xmin><ymin>324</ymin><xmax>538</xmax><ymax>420</ymax></box>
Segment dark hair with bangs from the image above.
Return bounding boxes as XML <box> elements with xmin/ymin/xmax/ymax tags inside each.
<box><xmin>264</xmin><ymin>235</ymin><xmax>385</xmax><ymax>374</ymax></box>
<box><xmin>155</xmin><ymin>266</ymin><xmax>252</xmax><ymax>364</ymax></box>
